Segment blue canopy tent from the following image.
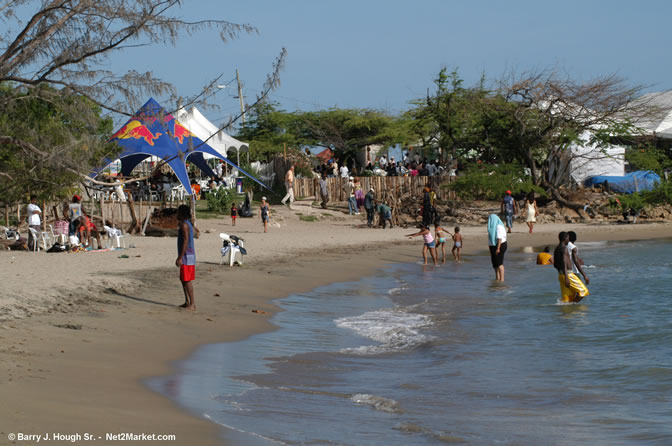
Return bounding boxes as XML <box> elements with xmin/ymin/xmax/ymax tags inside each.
<box><xmin>96</xmin><ymin>98</ymin><xmax>270</xmax><ymax>193</ymax></box>
<box><xmin>584</xmin><ymin>171</ymin><xmax>660</xmax><ymax>194</ymax></box>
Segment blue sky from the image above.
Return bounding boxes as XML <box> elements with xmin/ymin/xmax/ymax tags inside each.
<box><xmin>112</xmin><ymin>0</ymin><xmax>672</xmax><ymax>124</ymax></box>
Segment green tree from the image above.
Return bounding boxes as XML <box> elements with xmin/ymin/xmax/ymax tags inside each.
<box><xmin>297</xmin><ymin>108</ymin><xmax>407</xmax><ymax>167</ymax></box>
<box><xmin>0</xmin><ymin>84</ymin><xmax>118</xmax><ymax>205</ymax></box>
<box><xmin>236</xmin><ymin>101</ymin><xmax>301</xmax><ymax>161</ymax></box>
<box><xmin>406</xmin><ymin>68</ymin><xmax>495</xmax><ymax>163</ymax></box>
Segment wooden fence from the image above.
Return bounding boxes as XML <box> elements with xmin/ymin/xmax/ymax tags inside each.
<box><xmin>3</xmin><ymin>195</ymin><xmax>188</xmax><ymax>236</ymax></box>
<box><xmin>292</xmin><ymin>175</ymin><xmax>456</xmax><ymax>202</ymax></box>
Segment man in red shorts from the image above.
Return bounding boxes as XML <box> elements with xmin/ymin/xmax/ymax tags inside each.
<box><xmin>175</xmin><ymin>205</ymin><xmax>196</xmax><ymax>310</ymax></box>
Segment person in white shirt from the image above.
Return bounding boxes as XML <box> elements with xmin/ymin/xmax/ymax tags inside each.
<box><xmin>379</xmin><ymin>155</ymin><xmax>387</xmax><ymax>169</ymax></box>
<box><xmin>281</xmin><ymin>165</ymin><xmax>295</xmax><ymax>208</ymax></box>
<box><xmin>27</xmin><ymin>195</ymin><xmax>42</xmax><ymax>250</ymax></box>
<box><xmin>567</xmin><ymin>231</ymin><xmax>589</xmax><ymax>285</ymax></box>
<box><xmin>487</xmin><ymin>214</ymin><xmax>508</xmax><ymax>281</ymax></box>
<box><xmin>340</xmin><ymin>164</ymin><xmax>349</xmax><ymax>178</ymax></box>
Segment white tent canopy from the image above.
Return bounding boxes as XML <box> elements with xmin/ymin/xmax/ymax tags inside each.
<box><xmin>175</xmin><ymin>106</ymin><xmax>250</xmax><ymax>165</ymax></box>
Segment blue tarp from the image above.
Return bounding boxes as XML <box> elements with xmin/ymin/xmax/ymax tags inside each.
<box><xmin>94</xmin><ymin>98</ymin><xmax>270</xmax><ymax>193</ymax></box>
<box><xmin>584</xmin><ymin>170</ymin><xmax>661</xmax><ymax>194</ymax></box>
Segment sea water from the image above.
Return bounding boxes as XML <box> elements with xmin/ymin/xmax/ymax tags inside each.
<box><xmin>149</xmin><ymin>239</ymin><xmax>672</xmax><ymax>445</ymax></box>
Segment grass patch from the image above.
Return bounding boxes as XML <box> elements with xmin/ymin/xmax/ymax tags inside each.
<box><xmin>298</xmin><ymin>215</ymin><xmax>319</xmax><ymax>222</ymax></box>
<box><xmin>321</xmin><ymin>213</ymin><xmax>333</xmax><ymax>217</ymax></box>
<box><xmin>195</xmin><ymin>210</ymin><xmax>226</xmax><ymax>219</ymax></box>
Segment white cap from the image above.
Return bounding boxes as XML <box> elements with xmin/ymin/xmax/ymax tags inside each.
<box><xmin>369</xmin><ymin>188</ymin><xmax>374</xmax><ymax>192</ymax></box>
<box><xmin>349</xmin><ymin>176</ymin><xmax>354</xmax><ymax>180</ymax></box>
<box><xmin>262</xmin><ymin>196</ymin><xmax>267</xmax><ymax>201</ymax></box>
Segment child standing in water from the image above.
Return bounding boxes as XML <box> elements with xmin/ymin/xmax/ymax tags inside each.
<box><xmin>231</xmin><ymin>202</ymin><xmax>238</xmax><ymax>226</ymax></box>
<box><xmin>434</xmin><ymin>222</ymin><xmax>450</xmax><ymax>264</ymax></box>
<box><xmin>406</xmin><ymin>224</ymin><xmax>438</xmax><ymax>265</ymax></box>
<box><xmin>452</xmin><ymin>226</ymin><xmax>463</xmax><ymax>262</ymax></box>
<box><xmin>259</xmin><ymin>196</ymin><xmax>270</xmax><ymax>233</ymax></box>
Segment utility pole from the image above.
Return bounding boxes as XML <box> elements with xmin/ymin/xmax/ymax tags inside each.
<box><xmin>235</xmin><ymin>69</ymin><xmax>246</xmax><ymax>126</ymax></box>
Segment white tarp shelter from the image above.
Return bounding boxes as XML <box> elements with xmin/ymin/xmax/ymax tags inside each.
<box><xmin>549</xmin><ymin>130</ymin><xmax>625</xmax><ymax>186</ymax></box>
<box><xmin>175</xmin><ymin>107</ymin><xmax>250</xmax><ymax>165</ymax></box>
<box><xmin>569</xmin><ymin>131</ymin><xmax>625</xmax><ymax>184</ymax></box>
<box><xmin>632</xmin><ymin>90</ymin><xmax>672</xmax><ymax>139</ymax></box>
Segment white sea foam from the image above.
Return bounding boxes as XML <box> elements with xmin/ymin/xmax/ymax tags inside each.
<box><xmin>203</xmin><ymin>413</ymin><xmax>288</xmax><ymax>444</ymax></box>
<box><xmin>350</xmin><ymin>393</ymin><xmax>404</xmax><ymax>413</ymax></box>
<box><xmin>387</xmin><ymin>285</ymin><xmax>407</xmax><ymax>295</ymax></box>
<box><xmin>335</xmin><ymin>308</ymin><xmax>433</xmax><ymax>354</ymax></box>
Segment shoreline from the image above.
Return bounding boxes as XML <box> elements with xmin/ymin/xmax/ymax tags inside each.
<box><xmin>1</xmin><ymin>203</ymin><xmax>671</xmax><ymax>445</ymax></box>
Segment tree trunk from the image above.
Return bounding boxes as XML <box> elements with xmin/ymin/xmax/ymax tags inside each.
<box><xmin>548</xmin><ymin>185</ymin><xmax>589</xmax><ymax>219</ymax></box>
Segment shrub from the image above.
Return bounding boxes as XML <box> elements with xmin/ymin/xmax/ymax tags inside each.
<box><xmin>445</xmin><ymin>162</ymin><xmax>546</xmax><ymax>200</ymax></box>
<box><xmin>610</xmin><ymin>179</ymin><xmax>672</xmax><ymax>213</ymax></box>
<box><xmin>206</xmin><ymin>187</ymin><xmax>237</xmax><ymax>213</ymax></box>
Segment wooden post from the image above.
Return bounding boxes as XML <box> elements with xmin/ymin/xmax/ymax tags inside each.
<box><xmin>141</xmin><ymin>206</ymin><xmax>152</xmax><ymax>236</ymax></box>
<box><xmin>42</xmin><ymin>200</ymin><xmax>47</xmax><ymax>233</ymax></box>
<box><xmin>190</xmin><ymin>193</ymin><xmax>196</xmax><ymax>226</ymax></box>
<box><xmin>284</xmin><ymin>142</ymin><xmax>287</xmax><ymax>160</ymax></box>
<box><xmin>5</xmin><ymin>204</ymin><xmax>9</xmax><ymax>227</ymax></box>
<box><xmin>100</xmin><ymin>195</ymin><xmax>105</xmax><ymax>226</ymax></box>
<box><xmin>127</xmin><ymin>194</ymin><xmax>141</xmax><ymax>234</ymax></box>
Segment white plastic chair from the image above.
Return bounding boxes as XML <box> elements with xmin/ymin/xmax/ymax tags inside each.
<box><xmin>219</xmin><ymin>233</ymin><xmax>245</xmax><ymax>266</ymax></box>
<box><xmin>103</xmin><ymin>225</ymin><xmax>126</xmax><ymax>249</ymax></box>
<box><xmin>28</xmin><ymin>227</ymin><xmax>51</xmax><ymax>252</ymax></box>
<box><xmin>49</xmin><ymin>224</ymin><xmax>67</xmax><ymax>245</ymax></box>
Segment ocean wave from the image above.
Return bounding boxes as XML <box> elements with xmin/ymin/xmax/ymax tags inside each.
<box><xmin>350</xmin><ymin>393</ymin><xmax>404</xmax><ymax>414</ymax></box>
<box><xmin>335</xmin><ymin>308</ymin><xmax>434</xmax><ymax>354</ymax></box>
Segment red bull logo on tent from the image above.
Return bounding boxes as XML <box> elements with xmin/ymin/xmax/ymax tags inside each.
<box><xmin>172</xmin><ymin>121</ymin><xmax>193</xmax><ymax>144</ymax></box>
<box><xmin>112</xmin><ymin>120</ymin><xmax>162</xmax><ymax>146</ymax></box>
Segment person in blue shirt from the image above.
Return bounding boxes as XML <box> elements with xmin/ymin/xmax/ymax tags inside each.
<box><xmin>500</xmin><ymin>190</ymin><xmax>518</xmax><ymax>233</ymax></box>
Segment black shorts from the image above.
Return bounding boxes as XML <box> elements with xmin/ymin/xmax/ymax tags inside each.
<box><xmin>489</xmin><ymin>242</ymin><xmax>507</xmax><ymax>268</ymax></box>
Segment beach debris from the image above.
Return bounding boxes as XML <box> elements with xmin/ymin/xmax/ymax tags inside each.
<box><xmin>214</xmin><ymin>293</ymin><xmax>220</xmax><ymax>297</ymax></box>
<box><xmin>206</xmin><ymin>318</ymin><xmax>213</xmax><ymax>322</ymax></box>
<box><xmin>252</xmin><ymin>309</ymin><xmax>267</xmax><ymax>314</ymax></box>
<box><xmin>118</xmin><ymin>254</ymin><xmax>129</xmax><ymax>258</ymax></box>
<box><xmin>53</xmin><ymin>323</ymin><xmax>82</xmax><ymax>330</ymax></box>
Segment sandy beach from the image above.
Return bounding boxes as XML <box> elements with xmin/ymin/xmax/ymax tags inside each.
<box><xmin>1</xmin><ymin>198</ymin><xmax>671</xmax><ymax>445</ymax></box>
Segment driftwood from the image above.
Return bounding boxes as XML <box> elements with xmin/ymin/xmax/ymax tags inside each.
<box><xmin>144</xmin><ymin>226</ymin><xmax>178</xmax><ymax>237</ymax></box>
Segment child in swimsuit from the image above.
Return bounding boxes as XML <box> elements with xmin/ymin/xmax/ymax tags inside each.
<box><xmin>406</xmin><ymin>224</ymin><xmax>438</xmax><ymax>265</ymax></box>
<box><xmin>259</xmin><ymin>197</ymin><xmax>270</xmax><ymax>233</ymax></box>
<box><xmin>452</xmin><ymin>226</ymin><xmax>463</xmax><ymax>263</ymax></box>
<box><xmin>434</xmin><ymin>223</ymin><xmax>451</xmax><ymax>264</ymax></box>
